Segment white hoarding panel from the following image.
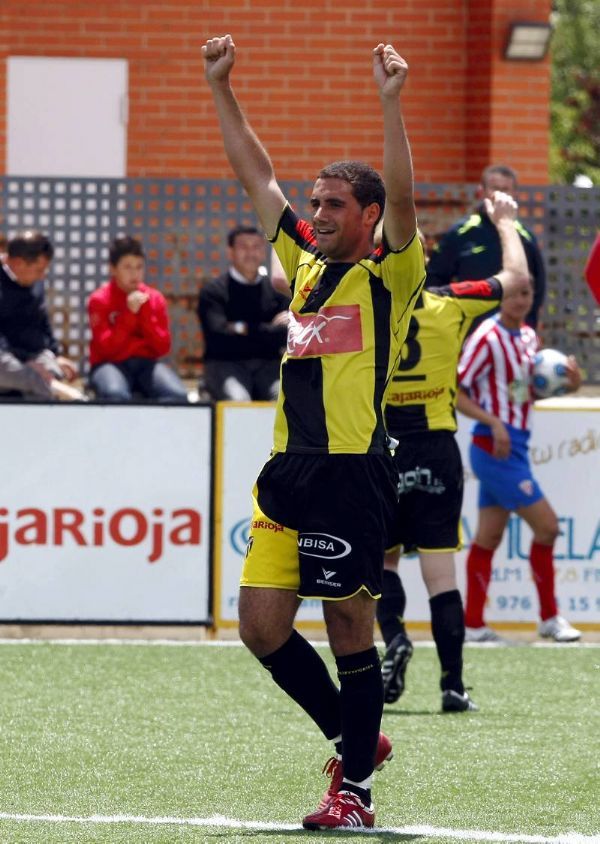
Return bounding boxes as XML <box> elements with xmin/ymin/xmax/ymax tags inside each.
<box><xmin>215</xmin><ymin>402</ymin><xmax>325</xmax><ymax>627</ymax></box>
<box><xmin>456</xmin><ymin>406</ymin><xmax>600</xmax><ymax>626</ymax></box>
<box><xmin>215</xmin><ymin>403</ymin><xmax>600</xmax><ymax>630</ymax></box>
<box><xmin>0</xmin><ymin>405</ymin><xmax>212</xmax><ymax>622</ymax></box>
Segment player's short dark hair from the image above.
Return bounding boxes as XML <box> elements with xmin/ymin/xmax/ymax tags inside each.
<box><xmin>481</xmin><ymin>164</ymin><xmax>519</xmax><ymax>188</ymax></box>
<box><xmin>227</xmin><ymin>225</ymin><xmax>262</xmax><ymax>248</ymax></box>
<box><xmin>109</xmin><ymin>236</ymin><xmax>145</xmax><ymax>265</ymax></box>
<box><xmin>7</xmin><ymin>231</ymin><xmax>54</xmax><ymax>262</ymax></box>
<box><xmin>318</xmin><ymin>160</ymin><xmax>386</xmax><ymax>225</ymax></box>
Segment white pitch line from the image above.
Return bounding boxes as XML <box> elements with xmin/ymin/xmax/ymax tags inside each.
<box><xmin>0</xmin><ymin>812</ymin><xmax>598</xmax><ymax>843</ymax></box>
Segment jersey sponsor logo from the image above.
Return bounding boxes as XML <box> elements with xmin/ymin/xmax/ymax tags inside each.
<box><xmin>287</xmin><ymin>306</ymin><xmax>363</xmax><ymax>357</ymax></box>
<box><xmin>388</xmin><ymin>387</ymin><xmax>445</xmax><ymax>404</ymax></box>
<box><xmin>316</xmin><ymin>568</ymin><xmax>342</xmax><ymax>588</ymax></box>
<box><xmin>398</xmin><ymin>466</ymin><xmax>446</xmax><ymax>495</ymax></box>
<box><xmin>316</xmin><ymin>576</ymin><xmax>342</xmax><ymax>587</ymax></box>
<box><xmin>298</xmin><ymin>532</ymin><xmax>352</xmax><ymax>559</ymax></box>
<box><xmin>251</xmin><ymin>519</ymin><xmax>284</xmax><ymax>533</ymax></box>
<box><xmin>298</xmin><ymin>282</ymin><xmax>313</xmax><ymax>301</ymax></box>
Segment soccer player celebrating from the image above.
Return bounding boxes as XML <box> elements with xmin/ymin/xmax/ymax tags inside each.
<box><xmin>378</xmin><ymin>192</ymin><xmax>530</xmax><ymax>710</ymax></box>
<box><xmin>202</xmin><ymin>35</ymin><xmax>424</xmax><ymax>830</ymax></box>
<box><xmin>457</xmin><ymin>260</ymin><xmax>582</xmax><ymax>643</ymax></box>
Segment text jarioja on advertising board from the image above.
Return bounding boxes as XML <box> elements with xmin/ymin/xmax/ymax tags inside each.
<box><xmin>0</xmin><ymin>404</ymin><xmax>212</xmax><ymax>622</ymax></box>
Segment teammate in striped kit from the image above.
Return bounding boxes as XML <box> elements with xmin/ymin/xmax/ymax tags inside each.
<box><xmin>457</xmin><ymin>282</ymin><xmax>582</xmax><ymax>643</ymax></box>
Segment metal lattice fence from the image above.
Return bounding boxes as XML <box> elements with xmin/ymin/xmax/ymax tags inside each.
<box><xmin>1</xmin><ymin>176</ymin><xmax>599</xmax><ymax>382</ymax></box>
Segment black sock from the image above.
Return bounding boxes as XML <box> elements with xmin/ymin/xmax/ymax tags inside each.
<box><xmin>340</xmin><ymin>783</ymin><xmax>371</xmax><ymax>805</ymax></box>
<box><xmin>430</xmin><ymin>589</ymin><xmax>465</xmax><ymax>693</ymax></box>
<box><xmin>258</xmin><ymin>630</ymin><xmax>341</xmax><ymax>739</ymax></box>
<box><xmin>376</xmin><ymin>569</ymin><xmax>407</xmax><ymax>645</ymax></box>
<box><xmin>335</xmin><ymin>647</ymin><xmax>383</xmax><ymax>783</ymax></box>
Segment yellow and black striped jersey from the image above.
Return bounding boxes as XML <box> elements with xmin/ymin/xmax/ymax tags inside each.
<box><xmin>271</xmin><ymin>204</ymin><xmax>425</xmax><ymax>454</ymax></box>
<box><xmin>385</xmin><ymin>278</ymin><xmax>502</xmax><ymax>434</ymax></box>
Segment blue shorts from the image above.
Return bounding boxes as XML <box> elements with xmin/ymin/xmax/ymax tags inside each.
<box><xmin>469</xmin><ymin>438</ymin><xmax>544</xmax><ymax>511</ymax></box>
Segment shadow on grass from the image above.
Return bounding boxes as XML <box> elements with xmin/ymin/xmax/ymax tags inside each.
<box><xmin>383</xmin><ymin>708</ymin><xmax>437</xmax><ymax>716</ymax></box>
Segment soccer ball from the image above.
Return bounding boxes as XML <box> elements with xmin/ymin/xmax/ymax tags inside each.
<box><xmin>531</xmin><ymin>348</ymin><xmax>570</xmax><ymax>399</ymax></box>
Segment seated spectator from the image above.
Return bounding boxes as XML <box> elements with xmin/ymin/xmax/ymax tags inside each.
<box><xmin>197</xmin><ymin>225</ymin><xmax>289</xmax><ymax>401</ymax></box>
<box><xmin>0</xmin><ymin>231</ymin><xmax>84</xmax><ymax>401</ymax></box>
<box><xmin>88</xmin><ymin>236</ymin><xmax>188</xmax><ymax>402</ymax></box>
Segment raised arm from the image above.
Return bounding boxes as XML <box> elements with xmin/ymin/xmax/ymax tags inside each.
<box><xmin>485</xmin><ymin>191</ymin><xmax>530</xmax><ymax>295</ymax></box>
<box><xmin>202</xmin><ymin>35</ymin><xmax>286</xmax><ymax>239</ymax></box>
<box><xmin>373</xmin><ymin>44</ymin><xmax>416</xmax><ymax>250</ymax></box>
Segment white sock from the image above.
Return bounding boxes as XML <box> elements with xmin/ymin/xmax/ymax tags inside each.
<box><xmin>342</xmin><ymin>774</ymin><xmax>373</xmax><ymax>791</ymax></box>
<box><xmin>332</xmin><ymin>734</ymin><xmax>342</xmax><ymax>758</ymax></box>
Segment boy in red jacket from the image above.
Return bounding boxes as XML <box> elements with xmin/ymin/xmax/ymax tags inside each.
<box><xmin>88</xmin><ymin>236</ymin><xmax>188</xmax><ymax>401</ymax></box>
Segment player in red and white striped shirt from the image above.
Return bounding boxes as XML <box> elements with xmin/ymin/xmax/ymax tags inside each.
<box><xmin>458</xmin><ymin>316</ymin><xmax>537</xmax><ymax>431</ymax></box>
<box><xmin>457</xmin><ymin>280</ymin><xmax>582</xmax><ymax>643</ymax></box>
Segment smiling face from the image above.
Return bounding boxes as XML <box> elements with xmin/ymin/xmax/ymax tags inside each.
<box><xmin>111</xmin><ymin>254</ymin><xmax>145</xmax><ymax>294</ymax></box>
<box><xmin>310</xmin><ymin>178</ymin><xmax>380</xmax><ymax>262</ymax></box>
<box><xmin>500</xmin><ymin>277</ymin><xmax>534</xmax><ymax>329</ymax></box>
<box><xmin>229</xmin><ymin>232</ymin><xmax>266</xmax><ymax>282</ymax></box>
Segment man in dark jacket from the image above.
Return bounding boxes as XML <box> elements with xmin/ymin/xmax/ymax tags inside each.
<box><xmin>425</xmin><ymin>164</ymin><xmax>545</xmax><ymax>328</ymax></box>
<box><xmin>197</xmin><ymin>225</ymin><xmax>289</xmax><ymax>400</ymax></box>
<box><xmin>0</xmin><ymin>231</ymin><xmax>83</xmax><ymax>400</ymax></box>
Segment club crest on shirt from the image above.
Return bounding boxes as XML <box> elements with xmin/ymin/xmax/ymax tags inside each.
<box><xmin>287</xmin><ymin>305</ymin><xmax>363</xmax><ymax>357</ymax></box>
<box><xmin>518</xmin><ymin>479</ymin><xmax>534</xmax><ymax>496</ymax></box>
<box><xmin>509</xmin><ymin>379</ymin><xmax>529</xmax><ymax>404</ymax></box>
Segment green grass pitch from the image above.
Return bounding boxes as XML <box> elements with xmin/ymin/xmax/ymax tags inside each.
<box><xmin>0</xmin><ymin>640</ymin><xmax>597</xmax><ymax>843</ymax></box>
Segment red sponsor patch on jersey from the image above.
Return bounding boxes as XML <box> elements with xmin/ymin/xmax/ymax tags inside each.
<box><xmin>287</xmin><ymin>305</ymin><xmax>363</xmax><ymax>357</ymax></box>
<box><xmin>298</xmin><ymin>282</ymin><xmax>313</xmax><ymax>301</ymax></box>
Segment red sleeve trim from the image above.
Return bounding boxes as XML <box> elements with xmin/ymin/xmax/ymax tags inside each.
<box><xmin>449</xmin><ymin>279</ymin><xmax>496</xmax><ymax>298</ymax></box>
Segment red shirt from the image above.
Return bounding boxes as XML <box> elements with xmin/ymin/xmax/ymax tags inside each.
<box><xmin>88</xmin><ymin>280</ymin><xmax>172</xmax><ymax>366</ymax></box>
<box><xmin>584</xmin><ymin>233</ymin><xmax>600</xmax><ymax>305</ymax></box>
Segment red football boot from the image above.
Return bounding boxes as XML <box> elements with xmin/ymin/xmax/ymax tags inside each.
<box><xmin>316</xmin><ymin>731</ymin><xmax>392</xmax><ymax>811</ymax></box>
<box><xmin>303</xmin><ymin>790</ymin><xmax>375</xmax><ymax>830</ymax></box>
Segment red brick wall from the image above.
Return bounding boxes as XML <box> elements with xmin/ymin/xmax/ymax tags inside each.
<box><xmin>0</xmin><ymin>0</ymin><xmax>551</xmax><ymax>184</ymax></box>
<box><xmin>466</xmin><ymin>0</ymin><xmax>551</xmax><ymax>183</ymax></box>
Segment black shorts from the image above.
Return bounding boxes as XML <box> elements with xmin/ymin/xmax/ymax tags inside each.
<box><xmin>387</xmin><ymin>431</ymin><xmax>463</xmax><ymax>553</ymax></box>
<box><xmin>253</xmin><ymin>451</ymin><xmax>398</xmax><ymax>600</ymax></box>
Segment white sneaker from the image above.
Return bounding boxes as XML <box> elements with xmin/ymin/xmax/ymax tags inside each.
<box><xmin>50</xmin><ymin>380</ymin><xmax>88</xmax><ymax>402</ymax></box>
<box><xmin>465</xmin><ymin>625</ymin><xmax>505</xmax><ymax>643</ymax></box>
<box><xmin>538</xmin><ymin>615</ymin><xmax>582</xmax><ymax>643</ymax></box>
